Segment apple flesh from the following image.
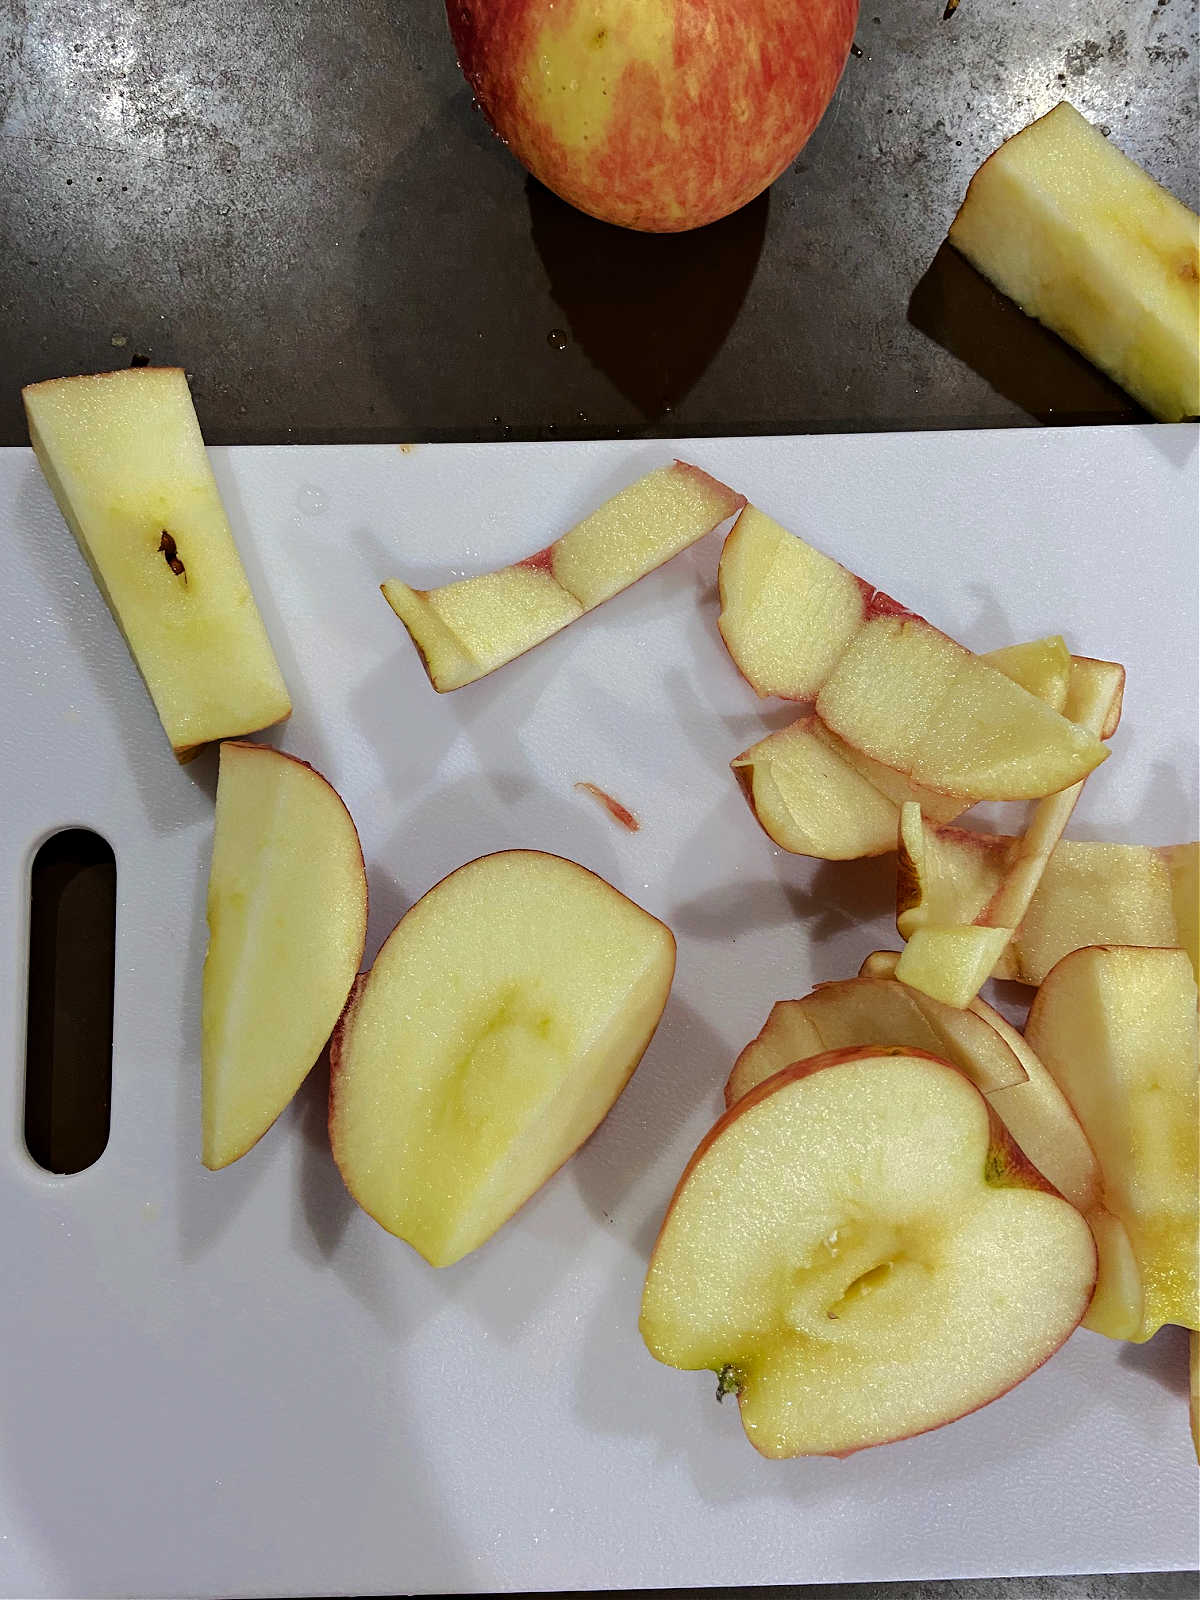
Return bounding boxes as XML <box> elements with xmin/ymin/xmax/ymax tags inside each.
<box><xmin>446</xmin><ymin>0</ymin><xmax>859</xmax><ymax>233</ymax></box>
<box><xmin>726</xmin><ymin>975</ymin><xmax>1028</xmax><ymax>1108</ymax></box>
<box><xmin>1026</xmin><ymin>945</ymin><xmax>1200</xmax><ymax>1341</ymax></box>
<box><xmin>202</xmin><ymin>743</ymin><xmax>368</xmax><ymax>1170</ymax></box>
<box><xmin>330</xmin><ymin>851</ymin><xmax>675</xmax><ymax>1266</ymax></box>
<box><xmin>717</xmin><ymin>506</ymin><xmax>1107</xmax><ymax>802</ymax></box>
<box><xmin>640</xmin><ymin>1047</ymin><xmax>1096</xmax><ymax>1457</ymax></box>
<box><xmin>23</xmin><ymin>368</ymin><xmax>291</xmax><ymax>758</ymax></box>
<box><xmin>949</xmin><ymin>102</ymin><xmax>1200</xmax><ymax>422</ymax></box>
<box><xmin>383</xmin><ymin>461</ymin><xmax>743</xmax><ymax>691</ymax></box>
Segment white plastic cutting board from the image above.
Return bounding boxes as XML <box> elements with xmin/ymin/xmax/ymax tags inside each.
<box><xmin>1</xmin><ymin>428</ymin><xmax>1197</xmax><ymax>1600</ymax></box>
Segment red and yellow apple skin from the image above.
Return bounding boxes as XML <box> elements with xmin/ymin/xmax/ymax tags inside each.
<box><xmin>446</xmin><ymin>0</ymin><xmax>859</xmax><ymax>232</ymax></box>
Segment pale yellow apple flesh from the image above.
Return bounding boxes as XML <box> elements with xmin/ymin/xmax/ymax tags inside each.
<box><xmin>725</xmin><ymin>976</ymin><xmax>1028</xmax><ymax>1107</ymax></box>
<box><xmin>1026</xmin><ymin>945</ymin><xmax>1200</xmax><ymax>1341</ymax></box>
<box><xmin>949</xmin><ymin>101</ymin><xmax>1200</xmax><ymax>422</ymax></box>
<box><xmin>383</xmin><ymin>461</ymin><xmax>743</xmax><ymax>691</ymax></box>
<box><xmin>329</xmin><ymin>851</ymin><xmax>675</xmax><ymax>1266</ymax></box>
<box><xmin>982</xmin><ymin>635</ymin><xmax>1072</xmax><ymax>713</ymax></box>
<box><xmin>640</xmin><ymin>1048</ymin><xmax>1096</xmax><ymax>1458</ymax></box>
<box><xmin>895</xmin><ymin>656</ymin><xmax>1124</xmax><ymax>1005</ymax></box>
<box><xmin>859</xmin><ymin>950</ymin><xmax>1103</xmax><ymax>1218</ymax></box>
<box><xmin>23</xmin><ymin>368</ymin><xmax>291</xmax><ymax>758</ymax></box>
<box><xmin>897</xmin><ymin>817</ymin><xmax>1194</xmax><ymax>986</ymax></box>
<box><xmin>201</xmin><ymin>743</ymin><xmax>368</xmax><ymax>1170</ymax></box>
<box><xmin>815</xmin><ymin>615</ymin><xmax>1107</xmax><ymax>802</ymax></box>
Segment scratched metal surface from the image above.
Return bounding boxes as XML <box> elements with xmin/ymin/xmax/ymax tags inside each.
<box><xmin>1</xmin><ymin>0</ymin><xmax>1196</xmax><ymax>447</ymax></box>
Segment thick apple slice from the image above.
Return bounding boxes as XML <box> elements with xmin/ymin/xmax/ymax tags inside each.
<box><xmin>641</xmin><ymin>1047</ymin><xmax>1096</xmax><ymax>1458</ymax></box>
<box><xmin>726</xmin><ymin>976</ymin><xmax>1027</xmax><ymax>1108</ymax></box>
<box><xmin>1026</xmin><ymin>945</ymin><xmax>1200</xmax><ymax>1341</ymax></box>
<box><xmin>202</xmin><ymin>743</ymin><xmax>368</xmax><ymax>1170</ymax></box>
<box><xmin>896</xmin><ymin>655</ymin><xmax>1124</xmax><ymax>1005</ymax></box>
<box><xmin>23</xmin><ymin>368</ymin><xmax>292</xmax><ymax>758</ymax></box>
<box><xmin>383</xmin><ymin>462</ymin><xmax>742</xmax><ymax>691</ymax></box>
<box><xmin>815</xmin><ymin>615</ymin><xmax>1107</xmax><ymax>802</ymax></box>
<box><xmin>330</xmin><ymin>851</ymin><xmax>675</xmax><ymax>1266</ymax></box>
<box><xmin>948</xmin><ymin>102</ymin><xmax>1200</xmax><ymax>422</ymax></box>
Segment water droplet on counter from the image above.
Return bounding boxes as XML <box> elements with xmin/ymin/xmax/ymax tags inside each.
<box><xmin>297</xmin><ymin>485</ymin><xmax>327</xmax><ymax>516</ymax></box>
<box><xmin>547</xmin><ymin>327</ymin><xmax>569</xmax><ymax>351</ymax></box>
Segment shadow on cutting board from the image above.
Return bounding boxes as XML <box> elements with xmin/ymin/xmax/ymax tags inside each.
<box><xmin>908</xmin><ymin>241</ymin><xmax>1147</xmax><ymax>427</ymax></box>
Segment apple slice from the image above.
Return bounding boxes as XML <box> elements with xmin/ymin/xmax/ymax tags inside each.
<box><xmin>1165</xmin><ymin>842</ymin><xmax>1200</xmax><ymax>983</ymax></box>
<box><xmin>982</xmin><ymin>635</ymin><xmax>1072</xmax><ymax>712</ymax></box>
<box><xmin>725</xmin><ymin>976</ymin><xmax>1028</xmax><ymax>1108</ymax></box>
<box><xmin>640</xmin><ymin>1047</ymin><xmax>1096</xmax><ymax>1458</ymax></box>
<box><xmin>330</xmin><ymin>851</ymin><xmax>675</xmax><ymax>1266</ymax></box>
<box><xmin>948</xmin><ymin>102</ymin><xmax>1200</xmax><ymax>423</ymax></box>
<box><xmin>383</xmin><ymin>461</ymin><xmax>743</xmax><ymax>691</ymax></box>
<box><xmin>1026</xmin><ymin>945</ymin><xmax>1200</xmax><ymax>1341</ymax></box>
<box><xmin>201</xmin><ymin>743</ymin><xmax>368</xmax><ymax>1169</ymax></box>
<box><xmin>23</xmin><ymin>368</ymin><xmax>292</xmax><ymax>758</ymax></box>
<box><xmin>859</xmin><ymin>950</ymin><xmax>1103</xmax><ymax>1216</ymax></box>
<box><xmin>815</xmin><ymin>614</ymin><xmax>1107</xmax><ymax>802</ymax></box>
<box><xmin>896</xmin><ymin>655</ymin><xmax>1124</xmax><ymax>1005</ymax></box>
<box><xmin>897</xmin><ymin>818</ymin><xmax>1194</xmax><ymax>986</ymax></box>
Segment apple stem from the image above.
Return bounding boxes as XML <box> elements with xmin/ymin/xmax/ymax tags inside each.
<box><xmin>715</xmin><ymin>1364</ymin><xmax>745</xmax><ymax>1403</ymax></box>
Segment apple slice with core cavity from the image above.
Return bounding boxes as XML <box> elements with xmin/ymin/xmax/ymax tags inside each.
<box><xmin>948</xmin><ymin>101</ymin><xmax>1200</xmax><ymax>423</ymax></box>
<box><xmin>330</xmin><ymin>851</ymin><xmax>675</xmax><ymax>1266</ymax></box>
<box><xmin>202</xmin><ymin>743</ymin><xmax>368</xmax><ymax>1170</ymax></box>
<box><xmin>1026</xmin><ymin>945</ymin><xmax>1200</xmax><ymax>1341</ymax></box>
<box><xmin>640</xmin><ymin>1046</ymin><xmax>1096</xmax><ymax>1458</ymax></box>
<box><xmin>896</xmin><ymin>655</ymin><xmax>1125</xmax><ymax>1005</ymax></box>
<box><xmin>23</xmin><ymin>368</ymin><xmax>291</xmax><ymax>758</ymax></box>
<box><xmin>383</xmin><ymin>461</ymin><xmax>743</xmax><ymax>691</ymax></box>
<box><xmin>725</xmin><ymin>976</ymin><xmax>1028</xmax><ymax>1108</ymax></box>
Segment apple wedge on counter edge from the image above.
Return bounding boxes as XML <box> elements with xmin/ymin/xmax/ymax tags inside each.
<box><xmin>717</xmin><ymin>506</ymin><xmax>1108</xmax><ymax>802</ymax></box>
<box><xmin>383</xmin><ymin>461</ymin><xmax>744</xmax><ymax>691</ymax></box>
<box><xmin>330</xmin><ymin>851</ymin><xmax>676</xmax><ymax>1266</ymax></box>
<box><xmin>23</xmin><ymin>367</ymin><xmax>292</xmax><ymax>758</ymax></box>
<box><xmin>641</xmin><ymin>1047</ymin><xmax>1096</xmax><ymax>1458</ymax></box>
<box><xmin>202</xmin><ymin>743</ymin><xmax>368</xmax><ymax>1169</ymax></box>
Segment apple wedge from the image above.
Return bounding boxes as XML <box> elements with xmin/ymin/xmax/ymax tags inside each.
<box><xmin>725</xmin><ymin>976</ymin><xmax>1028</xmax><ymax>1108</ymax></box>
<box><xmin>330</xmin><ymin>851</ymin><xmax>675</xmax><ymax>1266</ymax></box>
<box><xmin>731</xmin><ymin>636</ymin><xmax>1082</xmax><ymax>861</ymax></box>
<box><xmin>640</xmin><ymin>1047</ymin><xmax>1096</xmax><ymax>1458</ymax></box>
<box><xmin>897</xmin><ymin>817</ymin><xmax>1195</xmax><ymax>986</ymax></box>
<box><xmin>948</xmin><ymin>102</ymin><xmax>1200</xmax><ymax>423</ymax></box>
<box><xmin>1026</xmin><ymin>945</ymin><xmax>1200</xmax><ymax>1341</ymax></box>
<box><xmin>23</xmin><ymin>368</ymin><xmax>291</xmax><ymax>758</ymax></box>
<box><xmin>383</xmin><ymin>462</ymin><xmax>743</xmax><ymax>691</ymax></box>
<box><xmin>896</xmin><ymin>655</ymin><xmax>1125</xmax><ymax>1005</ymax></box>
<box><xmin>202</xmin><ymin>743</ymin><xmax>368</xmax><ymax>1170</ymax></box>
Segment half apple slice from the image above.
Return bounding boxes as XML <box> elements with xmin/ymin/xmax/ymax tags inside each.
<box><xmin>202</xmin><ymin>743</ymin><xmax>368</xmax><ymax>1169</ymax></box>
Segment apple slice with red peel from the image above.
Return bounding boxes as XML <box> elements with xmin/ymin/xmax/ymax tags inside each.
<box><xmin>202</xmin><ymin>743</ymin><xmax>368</xmax><ymax>1170</ymax></box>
<box><xmin>640</xmin><ymin>1046</ymin><xmax>1096</xmax><ymax>1458</ymax></box>
<box><xmin>330</xmin><ymin>851</ymin><xmax>675</xmax><ymax>1266</ymax></box>
<box><xmin>383</xmin><ymin>461</ymin><xmax>743</xmax><ymax>691</ymax></box>
<box><xmin>725</xmin><ymin>976</ymin><xmax>1028</xmax><ymax>1108</ymax></box>
<box><xmin>1026</xmin><ymin>945</ymin><xmax>1200</xmax><ymax>1341</ymax></box>
<box><xmin>860</xmin><ymin>950</ymin><xmax>1103</xmax><ymax>1215</ymax></box>
<box><xmin>815</xmin><ymin>615</ymin><xmax>1107</xmax><ymax>802</ymax></box>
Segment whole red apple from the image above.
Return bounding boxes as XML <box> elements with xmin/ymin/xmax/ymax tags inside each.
<box><xmin>447</xmin><ymin>0</ymin><xmax>860</xmax><ymax>232</ymax></box>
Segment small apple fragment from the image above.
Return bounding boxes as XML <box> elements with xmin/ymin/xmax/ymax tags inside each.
<box><xmin>1026</xmin><ymin>945</ymin><xmax>1200</xmax><ymax>1341</ymax></box>
<box><xmin>330</xmin><ymin>851</ymin><xmax>675</xmax><ymax>1266</ymax></box>
<box><xmin>202</xmin><ymin>743</ymin><xmax>368</xmax><ymax>1170</ymax></box>
<box><xmin>948</xmin><ymin>102</ymin><xmax>1200</xmax><ymax>423</ymax></box>
<box><xmin>640</xmin><ymin>1048</ymin><xmax>1096</xmax><ymax>1458</ymax></box>
<box><xmin>726</xmin><ymin>976</ymin><xmax>1028</xmax><ymax>1108</ymax></box>
<box><xmin>383</xmin><ymin>461</ymin><xmax>743</xmax><ymax>691</ymax></box>
<box><xmin>23</xmin><ymin>368</ymin><xmax>292</xmax><ymax>758</ymax></box>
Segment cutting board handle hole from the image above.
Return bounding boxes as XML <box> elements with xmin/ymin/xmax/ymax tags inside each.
<box><xmin>24</xmin><ymin>829</ymin><xmax>115</xmax><ymax>1174</ymax></box>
